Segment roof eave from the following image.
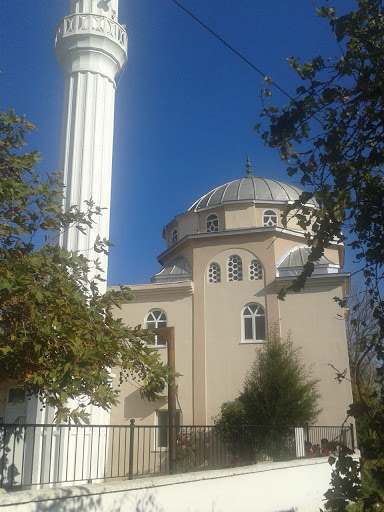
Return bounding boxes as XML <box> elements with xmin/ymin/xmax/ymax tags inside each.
<box><xmin>157</xmin><ymin>226</ymin><xmax>343</xmax><ymax>265</ymax></box>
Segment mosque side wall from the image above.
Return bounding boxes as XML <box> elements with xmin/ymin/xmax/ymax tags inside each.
<box><xmin>189</xmin><ymin>230</ymin><xmax>351</xmax><ymax>425</ymax></box>
<box><xmin>190</xmin><ymin>231</ymin><xmax>281</xmax><ymax>423</ymax></box>
<box><xmin>110</xmin><ymin>201</ymin><xmax>351</xmax><ymax>428</ymax></box>
<box><xmin>278</xmin><ymin>281</ymin><xmax>353</xmax><ymax>426</ymax></box>
<box><xmin>110</xmin><ymin>289</ymin><xmax>194</xmax><ymax>426</ymax></box>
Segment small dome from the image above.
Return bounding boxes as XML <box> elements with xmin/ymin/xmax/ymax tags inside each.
<box><xmin>189</xmin><ymin>176</ymin><xmax>316</xmax><ymax>211</ymax></box>
<box><xmin>277</xmin><ymin>246</ymin><xmax>339</xmax><ymax>277</ymax></box>
<box><xmin>151</xmin><ymin>255</ymin><xmax>192</xmax><ymax>283</ymax></box>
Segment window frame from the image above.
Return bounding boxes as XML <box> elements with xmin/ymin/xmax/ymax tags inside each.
<box><xmin>228</xmin><ymin>254</ymin><xmax>243</xmax><ymax>282</ymax></box>
<box><xmin>241</xmin><ymin>303</ymin><xmax>266</xmax><ymax>343</ymax></box>
<box><xmin>145</xmin><ymin>309</ymin><xmax>167</xmax><ymax>347</ymax></box>
<box><xmin>263</xmin><ymin>209</ymin><xmax>278</xmax><ymax>227</ymax></box>
<box><xmin>206</xmin><ymin>213</ymin><xmax>219</xmax><ymax>232</ymax></box>
<box><xmin>208</xmin><ymin>262</ymin><xmax>221</xmax><ymax>283</ymax></box>
<box><xmin>7</xmin><ymin>388</ymin><xmax>26</xmax><ymax>404</ymax></box>
<box><xmin>156</xmin><ymin>410</ymin><xmax>181</xmax><ymax>449</ymax></box>
<box><xmin>249</xmin><ymin>259</ymin><xmax>263</xmax><ymax>281</ymax></box>
<box><xmin>171</xmin><ymin>229</ymin><xmax>178</xmax><ymax>244</ymax></box>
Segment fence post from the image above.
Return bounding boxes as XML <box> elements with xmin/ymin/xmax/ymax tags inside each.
<box><xmin>128</xmin><ymin>419</ymin><xmax>135</xmax><ymax>480</ymax></box>
<box><xmin>240</xmin><ymin>425</ymin><xmax>244</xmax><ymax>466</ymax></box>
<box><xmin>0</xmin><ymin>425</ymin><xmax>4</xmax><ymax>488</ymax></box>
<box><xmin>350</xmin><ymin>423</ymin><xmax>355</xmax><ymax>452</ymax></box>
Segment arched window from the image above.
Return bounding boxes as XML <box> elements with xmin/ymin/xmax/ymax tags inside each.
<box><xmin>228</xmin><ymin>255</ymin><xmax>243</xmax><ymax>281</ymax></box>
<box><xmin>263</xmin><ymin>209</ymin><xmax>278</xmax><ymax>227</ymax></box>
<box><xmin>146</xmin><ymin>310</ymin><xmax>167</xmax><ymax>346</ymax></box>
<box><xmin>249</xmin><ymin>259</ymin><xmax>263</xmax><ymax>280</ymax></box>
<box><xmin>206</xmin><ymin>213</ymin><xmax>219</xmax><ymax>232</ymax></box>
<box><xmin>172</xmin><ymin>229</ymin><xmax>178</xmax><ymax>244</ymax></box>
<box><xmin>208</xmin><ymin>262</ymin><xmax>221</xmax><ymax>283</ymax></box>
<box><xmin>242</xmin><ymin>304</ymin><xmax>266</xmax><ymax>341</ymax></box>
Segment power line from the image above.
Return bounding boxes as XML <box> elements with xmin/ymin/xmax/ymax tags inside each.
<box><xmin>169</xmin><ymin>0</ymin><xmax>294</xmax><ymax>101</ymax></box>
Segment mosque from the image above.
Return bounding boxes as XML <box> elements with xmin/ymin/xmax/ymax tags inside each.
<box><xmin>0</xmin><ymin>1</ymin><xmax>356</xmax><ymax>491</ymax></box>
<box><xmin>1</xmin><ymin>0</ymin><xmax>352</xmax><ymax>438</ymax></box>
<box><xmin>110</xmin><ymin>159</ymin><xmax>353</xmax><ymax>431</ymax></box>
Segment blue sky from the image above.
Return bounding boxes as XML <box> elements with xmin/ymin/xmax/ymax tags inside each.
<box><xmin>0</xmin><ymin>1</ymin><xmax>354</xmax><ymax>285</ymax></box>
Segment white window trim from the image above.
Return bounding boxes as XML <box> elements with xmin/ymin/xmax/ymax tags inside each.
<box><xmin>249</xmin><ymin>258</ymin><xmax>263</xmax><ymax>281</ymax></box>
<box><xmin>206</xmin><ymin>213</ymin><xmax>219</xmax><ymax>232</ymax></box>
<box><xmin>262</xmin><ymin>209</ymin><xmax>278</xmax><ymax>227</ymax></box>
<box><xmin>227</xmin><ymin>254</ymin><xmax>243</xmax><ymax>282</ymax></box>
<box><xmin>240</xmin><ymin>303</ymin><xmax>266</xmax><ymax>344</ymax></box>
<box><xmin>207</xmin><ymin>262</ymin><xmax>221</xmax><ymax>283</ymax></box>
<box><xmin>145</xmin><ymin>309</ymin><xmax>167</xmax><ymax>347</ymax></box>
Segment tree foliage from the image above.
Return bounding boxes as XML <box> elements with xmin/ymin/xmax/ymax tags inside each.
<box><xmin>0</xmin><ymin>109</ymin><xmax>170</xmax><ymax>423</ymax></box>
<box><xmin>214</xmin><ymin>330</ymin><xmax>320</xmax><ymax>460</ymax></box>
<box><xmin>240</xmin><ymin>330</ymin><xmax>321</xmax><ymax>426</ymax></box>
<box><xmin>343</xmin><ymin>285</ymin><xmax>384</xmax><ymax>510</ymax></box>
<box><xmin>255</xmin><ymin>1</ymin><xmax>384</xmax><ymax>509</ymax></box>
<box><xmin>347</xmin><ymin>285</ymin><xmax>379</xmax><ymax>390</ymax></box>
<box><xmin>215</xmin><ymin>330</ymin><xmax>320</xmax><ymax>427</ymax></box>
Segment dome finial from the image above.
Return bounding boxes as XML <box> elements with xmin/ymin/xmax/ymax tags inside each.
<box><xmin>246</xmin><ymin>155</ymin><xmax>252</xmax><ymax>177</ymax></box>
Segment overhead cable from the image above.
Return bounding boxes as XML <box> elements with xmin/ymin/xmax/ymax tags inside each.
<box><xmin>169</xmin><ymin>0</ymin><xmax>294</xmax><ymax>101</ymax></box>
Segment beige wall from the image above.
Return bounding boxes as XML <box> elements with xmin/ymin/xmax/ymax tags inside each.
<box><xmin>111</xmin><ymin>218</ymin><xmax>351</xmax><ymax>429</ymax></box>
<box><xmin>197</xmin><ymin>208</ymin><xmax>225</xmax><ymax>234</ymax></box>
<box><xmin>279</xmin><ymin>280</ymin><xmax>353</xmax><ymax>425</ymax></box>
<box><xmin>110</xmin><ymin>284</ymin><xmax>194</xmax><ymax>426</ymax></box>
<box><xmin>164</xmin><ymin>202</ymin><xmax>314</xmax><ymax>248</ymax></box>
<box><xmin>178</xmin><ymin>229</ymin><xmax>349</xmax><ymax>425</ymax></box>
<box><xmin>224</xmin><ymin>204</ymin><xmax>256</xmax><ymax>231</ymax></box>
<box><xmin>204</xmin><ymin>247</ymin><xmax>267</xmax><ymax>422</ymax></box>
<box><xmin>189</xmin><ymin>231</ymin><xmax>284</xmax><ymax>423</ymax></box>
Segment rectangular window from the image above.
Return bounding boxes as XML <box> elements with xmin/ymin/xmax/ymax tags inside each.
<box><xmin>146</xmin><ymin>323</ymin><xmax>167</xmax><ymax>345</ymax></box>
<box><xmin>156</xmin><ymin>334</ymin><xmax>167</xmax><ymax>346</ymax></box>
<box><xmin>256</xmin><ymin>316</ymin><xmax>266</xmax><ymax>340</ymax></box>
<box><xmin>244</xmin><ymin>317</ymin><xmax>253</xmax><ymax>340</ymax></box>
<box><xmin>156</xmin><ymin>410</ymin><xmax>181</xmax><ymax>448</ymax></box>
<box><xmin>7</xmin><ymin>389</ymin><xmax>25</xmax><ymax>404</ymax></box>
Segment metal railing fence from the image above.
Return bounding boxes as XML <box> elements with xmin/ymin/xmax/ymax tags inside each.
<box><xmin>0</xmin><ymin>422</ymin><xmax>354</xmax><ymax>489</ymax></box>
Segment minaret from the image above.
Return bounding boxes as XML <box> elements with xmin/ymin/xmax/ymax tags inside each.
<box><xmin>55</xmin><ymin>0</ymin><xmax>127</xmax><ymax>293</ymax></box>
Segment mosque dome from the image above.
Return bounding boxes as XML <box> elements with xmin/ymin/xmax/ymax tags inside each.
<box><xmin>188</xmin><ymin>159</ymin><xmax>317</xmax><ymax>211</ymax></box>
<box><xmin>189</xmin><ymin>176</ymin><xmax>317</xmax><ymax>211</ymax></box>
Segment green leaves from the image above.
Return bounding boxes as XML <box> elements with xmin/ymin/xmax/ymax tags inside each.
<box><xmin>255</xmin><ymin>1</ymin><xmax>384</xmax><ymax>509</ymax></box>
<box><xmin>216</xmin><ymin>328</ymin><xmax>321</xmax><ymax>428</ymax></box>
<box><xmin>0</xmin><ymin>110</ymin><xmax>170</xmax><ymax>423</ymax></box>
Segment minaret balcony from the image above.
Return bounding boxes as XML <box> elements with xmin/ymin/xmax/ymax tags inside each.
<box><xmin>55</xmin><ymin>13</ymin><xmax>127</xmax><ymax>53</ymax></box>
<box><xmin>55</xmin><ymin>13</ymin><xmax>127</xmax><ymax>83</ymax></box>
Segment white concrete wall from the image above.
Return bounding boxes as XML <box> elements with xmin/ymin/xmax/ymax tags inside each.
<box><xmin>0</xmin><ymin>457</ymin><xmax>348</xmax><ymax>512</ymax></box>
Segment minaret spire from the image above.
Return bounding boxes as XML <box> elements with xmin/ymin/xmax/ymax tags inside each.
<box><xmin>55</xmin><ymin>0</ymin><xmax>127</xmax><ymax>293</ymax></box>
<box><xmin>246</xmin><ymin>155</ymin><xmax>252</xmax><ymax>177</ymax></box>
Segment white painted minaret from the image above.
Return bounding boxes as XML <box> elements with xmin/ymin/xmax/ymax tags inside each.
<box><xmin>55</xmin><ymin>0</ymin><xmax>127</xmax><ymax>293</ymax></box>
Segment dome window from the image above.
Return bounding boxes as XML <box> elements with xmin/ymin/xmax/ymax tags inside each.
<box><xmin>249</xmin><ymin>259</ymin><xmax>263</xmax><ymax>280</ymax></box>
<box><xmin>263</xmin><ymin>209</ymin><xmax>278</xmax><ymax>227</ymax></box>
<box><xmin>206</xmin><ymin>213</ymin><xmax>219</xmax><ymax>232</ymax></box>
<box><xmin>208</xmin><ymin>263</ymin><xmax>221</xmax><ymax>283</ymax></box>
<box><xmin>242</xmin><ymin>303</ymin><xmax>266</xmax><ymax>342</ymax></box>
<box><xmin>172</xmin><ymin>229</ymin><xmax>178</xmax><ymax>244</ymax></box>
<box><xmin>228</xmin><ymin>255</ymin><xmax>243</xmax><ymax>282</ymax></box>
